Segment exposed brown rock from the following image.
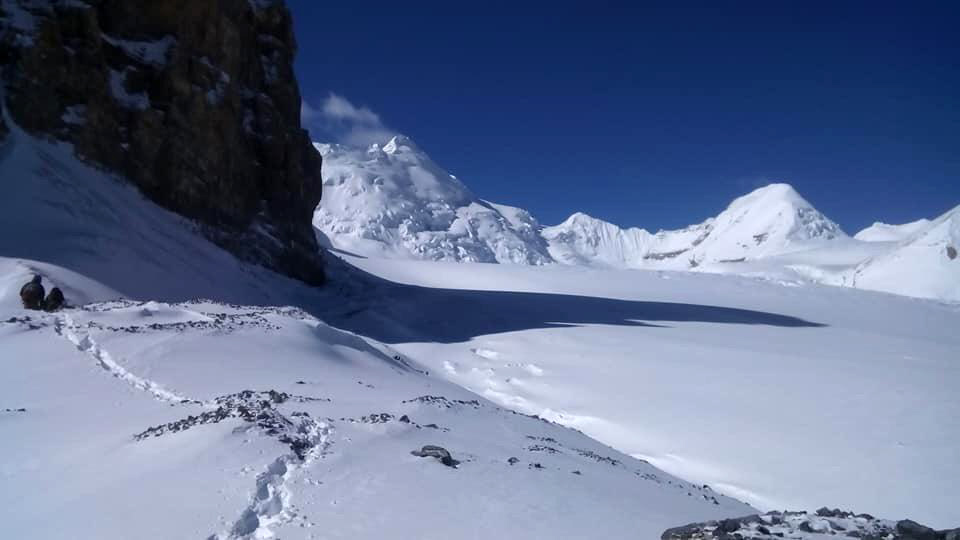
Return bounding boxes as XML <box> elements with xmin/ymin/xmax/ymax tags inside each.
<box><xmin>0</xmin><ymin>0</ymin><xmax>324</xmax><ymax>284</ymax></box>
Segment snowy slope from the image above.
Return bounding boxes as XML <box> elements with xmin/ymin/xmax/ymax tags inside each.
<box><xmin>313</xmin><ymin>136</ymin><xmax>553</xmax><ymax>264</ymax></box>
<box><xmin>0</xmin><ymin>261</ymin><xmax>754</xmax><ymax>539</ymax></box>
<box><xmin>1</xmin><ymin>119</ymin><xmax>758</xmax><ymax>538</ymax></box>
<box><xmin>336</xmin><ymin>254</ymin><xmax>960</xmax><ymax>528</ymax></box>
<box><xmin>844</xmin><ymin>206</ymin><xmax>960</xmax><ymax>302</ymax></box>
<box><xmin>855</xmin><ymin>219</ymin><xmax>932</xmax><ymax>242</ymax></box>
<box><xmin>0</xmin><ymin>113</ymin><xmax>310</xmax><ymax>306</ymax></box>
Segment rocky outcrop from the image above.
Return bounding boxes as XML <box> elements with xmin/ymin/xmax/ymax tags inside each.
<box><xmin>663</xmin><ymin>509</ymin><xmax>960</xmax><ymax>540</ymax></box>
<box><xmin>0</xmin><ymin>0</ymin><xmax>324</xmax><ymax>284</ymax></box>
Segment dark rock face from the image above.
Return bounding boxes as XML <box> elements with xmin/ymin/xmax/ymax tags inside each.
<box><xmin>0</xmin><ymin>0</ymin><xmax>324</xmax><ymax>284</ymax></box>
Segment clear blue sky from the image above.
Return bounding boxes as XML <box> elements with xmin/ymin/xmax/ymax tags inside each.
<box><xmin>288</xmin><ymin>0</ymin><xmax>959</xmax><ymax>232</ymax></box>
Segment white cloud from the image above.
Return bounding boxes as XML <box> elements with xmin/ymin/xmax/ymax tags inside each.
<box><xmin>301</xmin><ymin>93</ymin><xmax>396</xmax><ymax>147</ymax></box>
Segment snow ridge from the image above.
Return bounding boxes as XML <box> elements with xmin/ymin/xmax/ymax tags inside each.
<box><xmin>844</xmin><ymin>205</ymin><xmax>960</xmax><ymax>301</ymax></box>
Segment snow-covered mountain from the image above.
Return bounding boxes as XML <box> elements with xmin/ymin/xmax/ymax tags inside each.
<box><xmin>544</xmin><ymin>183</ymin><xmax>845</xmax><ymax>270</ymax></box>
<box><xmin>314</xmin><ymin>135</ymin><xmax>957</xmax><ymax>302</ymax></box>
<box><xmin>313</xmin><ymin>136</ymin><xmax>552</xmax><ymax>264</ymax></box>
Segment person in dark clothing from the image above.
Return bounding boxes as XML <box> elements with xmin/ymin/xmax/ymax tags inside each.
<box><xmin>43</xmin><ymin>287</ymin><xmax>65</xmax><ymax>312</ymax></box>
<box><xmin>20</xmin><ymin>275</ymin><xmax>45</xmax><ymax>310</ymax></box>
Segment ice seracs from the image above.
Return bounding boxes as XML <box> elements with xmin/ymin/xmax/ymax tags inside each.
<box><xmin>313</xmin><ymin>136</ymin><xmax>553</xmax><ymax>264</ymax></box>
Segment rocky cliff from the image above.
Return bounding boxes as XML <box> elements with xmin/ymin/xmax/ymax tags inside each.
<box><xmin>0</xmin><ymin>0</ymin><xmax>324</xmax><ymax>284</ymax></box>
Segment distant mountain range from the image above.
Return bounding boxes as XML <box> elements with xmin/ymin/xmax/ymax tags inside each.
<box><xmin>313</xmin><ymin>135</ymin><xmax>959</xmax><ymax>302</ymax></box>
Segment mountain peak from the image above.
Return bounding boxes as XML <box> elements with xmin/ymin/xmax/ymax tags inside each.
<box><xmin>729</xmin><ymin>183</ymin><xmax>809</xmax><ymax>210</ymax></box>
<box><xmin>381</xmin><ymin>134</ymin><xmax>418</xmax><ymax>154</ymax></box>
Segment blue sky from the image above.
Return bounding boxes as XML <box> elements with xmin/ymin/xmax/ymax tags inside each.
<box><xmin>288</xmin><ymin>0</ymin><xmax>959</xmax><ymax>232</ymax></box>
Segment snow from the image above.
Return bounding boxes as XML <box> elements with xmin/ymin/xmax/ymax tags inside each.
<box><xmin>0</xmin><ymin>115</ymin><xmax>756</xmax><ymax>539</ymax></box>
<box><xmin>61</xmin><ymin>104</ymin><xmax>87</xmax><ymax>125</ymax></box>
<box><xmin>2</xmin><ymin>104</ymin><xmax>957</xmax><ymax>538</ymax></box>
<box><xmin>0</xmin><ymin>273</ymin><xmax>754</xmax><ymax>538</ymax></box>
<box><xmin>336</xmin><ymin>254</ymin><xmax>960</xmax><ymax>528</ymax></box>
<box><xmin>844</xmin><ymin>206</ymin><xmax>960</xmax><ymax>302</ymax></box>
<box><xmin>855</xmin><ymin>218</ymin><xmax>932</xmax><ymax>242</ymax></box>
<box><xmin>313</xmin><ymin>137</ymin><xmax>553</xmax><ymax>264</ymax></box>
<box><xmin>101</xmin><ymin>34</ymin><xmax>176</xmax><ymax>67</ymax></box>
<box><xmin>108</xmin><ymin>68</ymin><xmax>150</xmax><ymax>110</ymax></box>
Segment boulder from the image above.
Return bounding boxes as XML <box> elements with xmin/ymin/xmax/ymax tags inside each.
<box><xmin>411</xmin><ymin>445</ymin><xmax>459</xmax><ymax>468</ymax></box>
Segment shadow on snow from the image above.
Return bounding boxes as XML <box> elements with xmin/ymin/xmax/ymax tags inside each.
<box><xmin>323</xmin><ymin>276</ymin><xmax>827</xmax><ymax>345</ymax></box>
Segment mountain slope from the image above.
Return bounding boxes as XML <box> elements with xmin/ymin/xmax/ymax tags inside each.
<box><xmin>854</xmin><ymin>219</ymin><xmax>933</xmax><ymax>242</ymax></box>
<box><xmin>845</xmin><ymin>206</ymin><xmax>960</xmax><ymax>301</ymax></box>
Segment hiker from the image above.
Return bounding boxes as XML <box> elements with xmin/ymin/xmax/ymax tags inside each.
<box><xmin>19</xmin><ymin>275</ymin><xmax>45</xmax><ymax>310</ymax></box>
<box><xmin>43</xmin><ymin>287</ymin><xmax>65</xmax><ymax>312</ymax></box>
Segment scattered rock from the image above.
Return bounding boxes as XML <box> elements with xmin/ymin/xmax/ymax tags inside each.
<box><xmin>896</xmin><ymin>520</ymin><xmax>937</xmax><ymax>540</ymax></box>
<box><xmin>134</xmin><ymin>389</ymin><xmax>326</xmax><ymax>460</ymax></box>
<box><xmin>947</xmin><ymin>246</ymin><xmax>957</xmax><ymax>260</ymax></box>
<box><xmin>402</xmin><ymin>395</ymin><xmax>481</xmax><ymax>409</ymax></box>
<box><xmin>817</xmin><ymin>507</ymin><xmax>853</xmax><ymax>518</ymax></box>
<box><xmin>662</xmin><ymin>511</ymin><xmax>958</xmax><ymax>540</ymax></box>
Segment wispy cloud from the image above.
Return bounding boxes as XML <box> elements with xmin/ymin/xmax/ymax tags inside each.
<box><xmin>301</xmin><ymin>93</ymin><xmax>396</xmax><ymax>147</ymax></box>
